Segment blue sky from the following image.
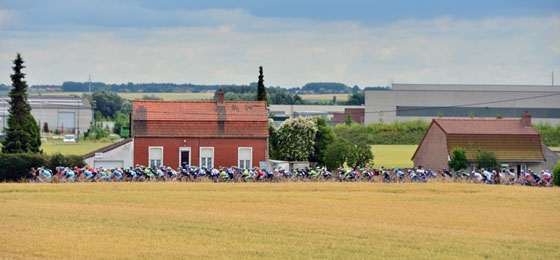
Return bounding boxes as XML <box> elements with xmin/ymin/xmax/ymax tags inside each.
<box><xmin>1</xmin><ymin>0</ymin><xmax>559</xmax><ymax>87</ymax></box>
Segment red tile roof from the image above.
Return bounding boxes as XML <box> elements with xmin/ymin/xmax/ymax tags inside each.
<box><xmin>433</xmin><ymin>118</ymin><xmax>537</xmax><ymax>135</ymax></box>
<box><xmin>132</xmin><ymin>100</ymin><xmax>269</xmax><ymax>138</ymax></box>
<box><xmin>132</xmin><ymin>100</ymin><xmax>268</xmax><ymax>122</ymax></box>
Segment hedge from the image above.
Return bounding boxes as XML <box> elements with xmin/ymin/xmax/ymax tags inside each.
<box><xmin>0</xmin><ymin>153</ymin><xmax>85</xmax><ymax>182</ymax></box>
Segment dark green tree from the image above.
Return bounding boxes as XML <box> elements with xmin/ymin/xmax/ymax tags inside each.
<box><xmin>553</xmin><ymin>161</ymin><xmax>560</xmax><ymax>186</ymax></box>
<box><xmin>345</xmin><ymin>92</ymin><xmax>364</xmax><ymax>105</ymax></box>
<box><xmin>309</xmin><ymin>117</ymin><xmax>336</xmax><ymax>166</ymax></box>
<box><xmin>347</xmin><ymin>143</ymin><xmax>374</xmax><ymax>169</ymax></box>
<box><xmin>2</xmin><ymin>53</ymin><xmax>42</xmax><ymax>154</ymax></box>
<box><xmin>475</xmin><ymin>148</ymin><xmax>500</xmax><ymax>172</ymax></box>
<box><xmin>113</xmin><ymin>100</ymin><xmax>132</xmax><ymax>136</ymax></box>
<box><xmin>448</xmin><ymin>147</ymin><xmax>468</xmax><ymax>171</ymax></box>
<box><xmin>256</xmin><ymin>66</ymin><xmax>267</xmax><ymax>105</ymax></box>
<box><xmin>88</xmin><ymin>90</ymin><xmax>123</xmax><ymax>119</ymax></box>
<box><xmin>323</xmin><ymin>138</ymin><xmax>353</xmax><ymax>171</ymax></box>
<box><xmin>268</xmin><ymin>120</ymin><xmax>279</xmax><ymax>159</ymax></box>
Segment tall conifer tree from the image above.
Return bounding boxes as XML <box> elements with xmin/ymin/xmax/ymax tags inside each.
<box><xmin>256</xmin><ymin>66</ymin><xmax>267</xmax><ymax>105</ymax></box>
<box><xmin>2</xmin><ymin>53</ymin><xmax>41</xmax><ymax>153</ymax></box>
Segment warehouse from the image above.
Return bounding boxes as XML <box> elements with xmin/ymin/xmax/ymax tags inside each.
<box><xmin>0</xmin><ymin>95</ymin><xmax>93</xmax><ymax>136</ymax></box>
<box><xmin>364</xmin><ymin>83</ymin><xmax>560</xmax><ymax>125</ymax></box>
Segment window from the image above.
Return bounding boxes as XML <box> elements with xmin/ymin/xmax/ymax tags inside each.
<box><xmin>149</xmin><ymin>147</ymin><xmax>163</xmax><ymax>168</ymax></box>
<box><xmin>238</xmin><ymin>147</ymin><xmax>252</xmax><ymax>169</ymax></box>
<box><xmin>200</xmin><ymin>147</ymin><xmax>214</xmax><ymax>169</ymax></box>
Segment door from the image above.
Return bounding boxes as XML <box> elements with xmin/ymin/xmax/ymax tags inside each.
<box><xmin>58</xmin><ymin>112</ymin><xmax>75</xmax><ymax>133</ymax></box>
<box><xmin>180</xmin><ymin>150</ymin><xmax>190</xmax><ymax>167</ymax></box>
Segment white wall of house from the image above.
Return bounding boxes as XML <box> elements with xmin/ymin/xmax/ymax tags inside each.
<box><xmin>84</xmin><ymin>139</ymin><xmax>134</xmax><ymax>169</ymax></box>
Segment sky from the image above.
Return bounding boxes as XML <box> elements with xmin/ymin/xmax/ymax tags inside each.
<box><xmin>0</xmin><ymin>0</ymin><xmax>559</xmax><ymax>88</ymax></box>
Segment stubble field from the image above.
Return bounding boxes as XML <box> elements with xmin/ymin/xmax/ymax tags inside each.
<box><xmin>1</xmin><ymin>182</ymin><xmax>558</xmax><ymax>260</ymax></box>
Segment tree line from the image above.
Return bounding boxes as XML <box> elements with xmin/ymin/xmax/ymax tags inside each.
<box><xmin>0</xmin><ymin>81</ymin><xmax>368</xmax><ymax>106</ymax></box>
<box><xmin>1</xmin><ymin>81</ymin><xmax>366</xmax><ymax>94</ymax></box>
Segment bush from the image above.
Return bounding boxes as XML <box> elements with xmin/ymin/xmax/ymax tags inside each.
<box><xmin>553</xmin><ymin>161</ymin><xmax>560</xmax><ymax>186</ymax></box>
<box><xmin>0</xmin><ymin>153</ymin><xmax>85</xmax><ymax>182</ymax></box>
<box><xmin>0</xmin><ymin>153</ymin><xmax>48</xmax><ymax>182</ymax></box>
<box><xmin>46</xmin><ymin>153</ymin><xmax>86</xmax><ymax>171</ymax></box>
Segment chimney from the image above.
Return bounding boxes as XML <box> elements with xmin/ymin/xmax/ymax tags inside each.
<box><xmin>521</xmin><ymin>111</ymin><xmax>531</xmax><ymax>127</ymax></box>
<box><xmin>217</xmin><ymin>89</ymin><xmax>224</xmax><ymax>105</ymax></box>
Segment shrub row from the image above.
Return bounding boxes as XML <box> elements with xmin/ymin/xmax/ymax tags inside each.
<box><xmin>334</xmin><ymin>121</ymin><xmax>560</xmax><ymax>146</ymax></box>
<box><xmin>0</xmin><ymin>153</ymin><xmax>85</xmax><ymax>182</ymax></box>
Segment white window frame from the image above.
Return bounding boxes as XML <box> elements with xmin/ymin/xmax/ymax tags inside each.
<box><xmin>200</xmin><ymin>147</ymin><xmax>214</xmax><ymax>169</ymax></box>
<box><xmin>238</xmin><ymin>147</ymin><xmax>252</xmax><ymax>169</ymax></box>
<box><xmin>148</xmin><ymin>146</ymin><xmax>163</xmax><ymax>168</ymax></box>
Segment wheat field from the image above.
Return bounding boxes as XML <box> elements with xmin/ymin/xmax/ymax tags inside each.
<box><xmin>0</xmin><ymin>182</ymin><xmax>558</xmax><ymax>260</ymax></box>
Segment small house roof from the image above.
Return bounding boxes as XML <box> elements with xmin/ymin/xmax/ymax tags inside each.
<box><xmin>433</xmin><ymin>118</ymin><xmax>537</xmax><ymax>135</ymax></box>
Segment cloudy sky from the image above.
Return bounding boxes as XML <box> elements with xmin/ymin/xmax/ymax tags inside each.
<box><xmin>1</xmin><ymin>0</ymin><xmax>559</xmax><ymax>88</ymax></box>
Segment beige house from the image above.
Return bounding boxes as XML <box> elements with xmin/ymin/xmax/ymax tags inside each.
<box><xmin>412</xmin><ymin>112</ymin><xmax>558</xmax><ymax>173</ymax></box>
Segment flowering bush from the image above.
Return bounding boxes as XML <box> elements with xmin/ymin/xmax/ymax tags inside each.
<box><xmin>275</xmin><ymin>117</ymin><xmax>318</xmax><ymax>161</ymax></box>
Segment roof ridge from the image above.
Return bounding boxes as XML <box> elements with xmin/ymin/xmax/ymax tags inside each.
<box><xmin>434</xmin><ymin>118</ymin><xmax>519</xmax><ymax>121</ymax></box>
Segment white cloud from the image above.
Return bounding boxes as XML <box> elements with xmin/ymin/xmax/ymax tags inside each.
<box><xmin>0</xmin><ymin>9</ymin><xmax>558</xmax><ymax>88</ymax></box>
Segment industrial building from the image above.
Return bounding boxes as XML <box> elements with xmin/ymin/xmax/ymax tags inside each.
<box><xmin>364</xmin><ymin>83</ymin><xmax>560</xmax><ymax>125</ymax></box>
<box><xmin>0</xmin><ymin>95</ymin><xmax>93</xmax><ymax>136</ymax></box>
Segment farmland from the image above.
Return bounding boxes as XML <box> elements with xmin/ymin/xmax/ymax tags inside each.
<box><xmin>0</xmin><ymin>182</ymin><xmax>558</xmax><ymax>259</ymax></box>
<box><xmin>33</xmin><ymin>91</ymin><xmax>349</xmax><ymax>102</ymax></box>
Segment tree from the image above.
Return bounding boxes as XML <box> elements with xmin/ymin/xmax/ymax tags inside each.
<box><xmin>553</xmin><ymin>160</ymin><xmax>560</xmax><ymax>186</ymax></box>
<box><xmin>268</xmin><ymin>119</ymin><xmax>279</xmax><ymax>159</ymax></box>
<box><xmin>309</xmin><ymin>117</ymin><xmax>336</xmax><ymax>166</ymax></box>
<box><xmin>113</xmin><ymin>100</ymin><xmax>132</xmax><ymax>136</ymax></box>
<box><xmin>2</xmin><ymin>53</ymin><xmax>42</xmax><ymax>154</ymax></box>
<box><xmin>274</xmin><ymin>117</ymin><xmax>318</xmax><ymax>161</ymax></box>
<box><xmin>345</xmin><ymin>114</ymin><xmax>354</xmax><ymax>126</ymax></box>
<box><xmin>345</xmin><ymin>92</ymin><xmax>364</xmax><ymax>105</ymax></box>
<box><xmin>475</xmin><ymin>149</ymin><xmax>500</xmax><ymax>172</ymax></box>
<box><xmin>347</xmin><ymin>143</ymin><xmax>374</xmax><ymax>169</ymax></box>
<box><xmin>256</xmin><ymin>66</ymin><xmax>267</xmax><ymax>105</ymax></box>
<box><xmin>88</xmin><ymin>90</ymin><xmax>123</xmax><ymax>120</ymax></box>
<box><xmin>323</xmin><ymin>138</ymin><xmax>353</xmax><ymax>171</ymax></box>
<box><xmin>448</xmin><ymin>147</ymin><xmax>468</xmax><ymax>172</ymax></box>
<box><xmin>42</xmin><ymin>122</ymin><xmax>50</xmax><ymax>133</ymax></box>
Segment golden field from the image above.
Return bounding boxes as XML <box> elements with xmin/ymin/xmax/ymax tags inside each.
<box><xmin>0</xmin><ymin>182</ymin><xmax>558</xmax><ymax>260</ymax></box>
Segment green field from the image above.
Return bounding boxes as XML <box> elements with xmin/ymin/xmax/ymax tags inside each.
<box><xmin>41</xmin><ymin>139</ymin><xmax>416</xmax><ymax>167</ymax></box>
<box><xmin>371</xmin><ymin>145</ymin><xmax>416</xmax><ymax>168</ymax></box>
<box><xmin>41</xmin><ymin>139</ymin><xmax>114</xmax><ymax>155</ymax></box>
<box><xmin>0</xmin><ymin>182</ymin><xmax>558</xmax><ymax>260</ymax></box>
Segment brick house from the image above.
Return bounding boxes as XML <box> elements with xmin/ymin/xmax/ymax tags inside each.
<box><xmin>332</xmin><ymin>108</ymin><xmax>365</xmax><ymax>124</ymax></box>
<box><xmin>132</xmin><ymin>90</ymin><xmax>269</xmax><ymax>169</ymax></box>
<box><xmin>411</xmin><ymin>112</ymin><xmax>556</xmax><ymax>173</ymax></box>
